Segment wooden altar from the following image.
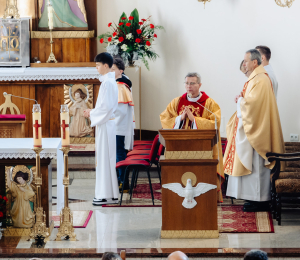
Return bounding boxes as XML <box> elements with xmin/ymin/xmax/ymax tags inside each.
<box><xmin>159</xmin><ymin>129</ymin><xmax>219</xmax><ymax>239</ymax></box>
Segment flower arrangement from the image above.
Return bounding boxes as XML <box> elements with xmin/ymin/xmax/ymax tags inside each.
<box><xmin>0</xmin><ymin>194</ymin><xmax>8</xmax><ymax>221</ymax></box>
<box><xmin>98</xmin><ymin>9</ymin><xmax>164</xmax><ymax>70</ymax></box>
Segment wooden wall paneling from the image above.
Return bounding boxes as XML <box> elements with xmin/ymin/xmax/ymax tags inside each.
<box><xmin>31</xmin><ymin>39</ymin><xmax>39</xmax><ymax>63</ymax></box>
<box><xmin>85</xmin><ymin>0</ymin><xmax>97</xmax><ymax>32</ymax></box>
<box><xmin>77</xmin><ymin>38</ymin><xmax>87</xmax><ymax>62</ymax></box>
<box><xmin>38</xmin><ymin>38</ymin><xmax>48</xmax><ymax>63</ymax></box>
<box><xmin>28</xmin><ymin>85</ymin><xmax>36</xmax><ymax>138</ymax></box>
<box><xmin>86</xmin><ymin>38</ymin><xmax>91</xmax><ymax>62</ymax></box>
<box><xmin>21</xmin><ymin>85</ymin><xmax>30</xmax><ymax>137</ymax></box>
<box><xmin>93</xmin><ymin>84</ymin><xmax>100</xmax><ymax>107</ymax></box>
<box><xmin>53</xmin><ymin>38</ymin><xmax>63</xmax><ymax>62</ymax></box>
<box><xmin>33</xmin><ymin>0</ymin><xmax>39</xmax><ymax>31</ymax></box>
<box><xmin>0</xmin><ymin>85</ymin><xmax>5</xmax><ymax>108</ymax></box>
<box><xmin>36</xmin><ymin>85</ymin><xmax>51</xmax><ymax>137</ymax></box>
<box><xmin>10</xmin><ymin>84</ymin><xmax>23</xmax><ymax>115</ymax></box>
<box><xmin>50</xmin><ymin>85</ymin><xmax>64</xmax><ymax>137</ymax></box>
<box><xmin>62</xmin><ymin>39</ymin><xmax>73</xmax><ymax>63</ymax></box>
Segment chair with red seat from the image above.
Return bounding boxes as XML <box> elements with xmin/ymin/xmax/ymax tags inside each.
<box><xmin>116</xmin><ymin>135</ymin><xmax>160</xmax><ymax>205</ymax></box>
<box><xmin>134</xmin><ymin>140</ymin><xmax>153</xmax><ymax>145</ymax></box>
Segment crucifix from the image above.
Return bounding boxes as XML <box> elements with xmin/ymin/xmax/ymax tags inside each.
<box><xmin>33</xmin><ymin>120</ymin><xmax>41</xmax><ymax>139</ymax></box>
<box><xmin>61</xmin><ymin>120</ymin><xmax>69</xmax><ymax>139</ymax></box>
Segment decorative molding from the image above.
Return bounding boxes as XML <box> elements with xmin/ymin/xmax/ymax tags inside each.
<box><xmin>70</xmin><ymin>137</ymin><xmax>95</xmax><ymax>144</ymax></box>
<box><xmin>165</xmin><ymin>150</ymin><xmax>213</xmax><ymax>160</ymax></box>
<box><xmin>31</xmin><ymin>30</ymin><xmax>95</xmax><ymax>39</ymax></box>
<box><xmin>161</xmin><ymin>229</ymin><xmax>219</xmax><ymax>239</ymax></box>
<box><xmin>181</xmin><ymin>172</ymin><xmax>197</xmax><ymax>186</ymax></box>
<box><xmin>3</xmin><ymin>227</ymin><xmax>31</xmax><ymax>237</ymax></box>
<box><xmin>275</xmin><ymin>0</ymin><xmax>295</xmax><ymax>7</ymax></box>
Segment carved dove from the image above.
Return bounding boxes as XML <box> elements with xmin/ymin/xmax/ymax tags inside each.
<box><xmin>162</xmin><ymin>179</ymin><xmax>217</xmax><ymax>209</ymax></box>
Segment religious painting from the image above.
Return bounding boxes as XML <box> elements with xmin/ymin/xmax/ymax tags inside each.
<box><xmin>64</xmin><ymin>84</ymin><xmax>95</xmax><ymax>150</ymax></box>
<box><xmin>4</xmin><ymin>165</ymin><xmax>37</xmax><ymax>236</ymax></box>
<box><xmin>38</xmin><ymin>0</ymin><xmax>88</xmax><ymax>30</ymax></box>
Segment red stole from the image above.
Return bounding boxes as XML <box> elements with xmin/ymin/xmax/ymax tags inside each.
<box><xmin>177</xmin><ymin>92</ymin><xmax>210</xmax><ymax>129</ymax></box>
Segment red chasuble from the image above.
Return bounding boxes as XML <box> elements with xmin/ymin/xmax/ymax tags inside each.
<box><xmin>177</xmin><ymin>92</ymin><xmax>210</xmax><ymax>129</ymax></box>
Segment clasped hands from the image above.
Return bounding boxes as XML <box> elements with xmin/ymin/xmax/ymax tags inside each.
<box><xmin>181</xmin><ymin>107</ymin><xmax>195</xmax><ymax>121</ymax></box>
<box><xmin>83</xmin><ymin>109</ymin><xmax>91</xmax><ymax>118</ymax></box>
<box><xmin>234</xmin><ymin>91</ymin><xmax>244</xmax><ymax>103</ymax></box>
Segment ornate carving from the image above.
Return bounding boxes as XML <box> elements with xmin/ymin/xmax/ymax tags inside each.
<box><xmin>70</xmin><ymin>137</ymin><xmax>95</xmax><ymax>144</ymax></box>
<box><xmin>55</xmin><ymin>207</ymin><xmax>76</xmax><ymax>241</ymax></box>
<box><xmin>63</xmin><ymin>177</ymin><xmax>69</xmax><ymax>186</ymax></box>
<box><xmin>275</xmin><ymin>0</ymin><xmax>295</xmax><ymax>7</ymax></box>
<box><xmin>31</xmin><ymin>30</ymin><xmax>95</xmax><ymax>39</ymax></box>
<box><xmin>0</xmin><ymin>129</ymin><xmax>13</xmax><ymax>138</ymax></box>
<box><xmin>0</xmin><ymin>94</ymin><xmax>21</xmax><ymax>115</ymax></box>
<box><xmin>164</xmin><ymin>150</ymin><xmax>213</xmax><ymax>160</ymax></box>
<box><xmin>3</xmin><ymin>0</ymin><xmax>20</xmax><ymax>19</ymax></box>
<box><xmin>161</xmin><ymin>229</ymin><xmax>219</xmax><ymax>238</ymax></box>
<box><xmin>30</xmin><ymin>207</ymin><xmax>50</xmax><ymax>240</ymax></box>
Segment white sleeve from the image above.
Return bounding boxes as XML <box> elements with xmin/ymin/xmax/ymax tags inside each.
<box><xmin>237</xmin><ymin>97</ymin><xmax>243</xmax><ymax>119</ymax></box>
<box><xmin>90</xmin><ymin>82</ymin><xmax>115</xmax><ymax>127</ymax></box>
<box><xmin>192</xmin><ymin>119</ymin><xmax>197</xmax><ymax>129</ymax></box>
<box><xmin>174</xmin><ymin>115</ymin><xmax>183</xmax><ymax>129</ymax></box>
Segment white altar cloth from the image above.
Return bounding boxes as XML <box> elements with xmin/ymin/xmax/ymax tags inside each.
<box><xmin>0</xmin><ymin>138</ymin><xmax>64</xmax><ymax>214</ymax></box>
<box><xmin>0</xmin><ymin>67</ymin><xmax>99</xmax><ymax>81</ymax></box>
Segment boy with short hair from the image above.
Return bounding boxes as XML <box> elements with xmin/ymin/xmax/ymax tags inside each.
<box><xmin>83</xmin><ymin>52</ymin><xmax>119</xmax><ymax>205</ymax></box>
<box><xmin>111</xmin><ymin>58</ymin><xmax>134</xmax><ymax>191</ymax></box>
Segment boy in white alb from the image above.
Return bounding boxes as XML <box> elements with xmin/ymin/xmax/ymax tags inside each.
<box><xmin>83</xmin><ymin>52</ymin><xmax>119</xmax><ymax>205</ymax></box>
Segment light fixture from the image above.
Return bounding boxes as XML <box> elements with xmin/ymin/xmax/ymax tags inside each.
<box><xmin>275</xmin><ymin>0</ymin><xmax>295</xmax><ymax>7</ymax></box>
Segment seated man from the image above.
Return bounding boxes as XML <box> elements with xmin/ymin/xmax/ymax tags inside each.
<box><xmin>160</xmin><ymin>72</ymin><xmax>224</xmax><ymax>202</ymax></box>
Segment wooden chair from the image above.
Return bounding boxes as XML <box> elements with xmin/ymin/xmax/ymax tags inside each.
<box><xmin>267</xmin><ymin>142</ymin><xmax>300</xmax><ymax>225</ymax></box>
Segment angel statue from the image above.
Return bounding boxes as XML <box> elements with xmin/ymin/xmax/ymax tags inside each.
<box><xmin>38</xmin><ymin>0</ymin><xmax>88</xmax><ymax>30</ymax></box>
<box><xmin>69</xmin><ymin>88</ymin><xmax>94</xmax><ymax>137</ymax></box>
<box><xmin>6</xmin><ymin>167</ymin><xmax>35</xmax><ymax>228</ymax></box>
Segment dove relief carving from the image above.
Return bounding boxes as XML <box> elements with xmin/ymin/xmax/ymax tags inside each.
<box><xmin>162</xmin><ymin>179</ymin><xmax>217</xmax><ymax>209</ymax></box>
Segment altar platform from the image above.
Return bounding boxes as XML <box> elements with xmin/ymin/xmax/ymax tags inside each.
<box><xmin>1</xmin><ymin>178</ymin><xmax>300</xmax><ymax>259</ymax></box>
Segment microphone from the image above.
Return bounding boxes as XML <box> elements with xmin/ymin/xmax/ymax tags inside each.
<box><xmin>3</xmin><ymin>92</ymin><xmax>38</xmax><ymax>104</ymax></box>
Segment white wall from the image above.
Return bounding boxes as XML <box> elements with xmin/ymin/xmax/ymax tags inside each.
<box><xmin>97</xmin><ymin>0</ymin><xmax>300</xmax><ymax>141</ymax></box>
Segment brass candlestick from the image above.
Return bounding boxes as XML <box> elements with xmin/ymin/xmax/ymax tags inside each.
<box><xmin>30</xmin><ymin>147</ymin><xmax>50</xmax><ymax>245</ymax></box>
<box><xmin>46</xmin><ymin>29</ymin><xmax>57</xmax><ymax>63</ymax></box>
<box><xmin>55</xmin><ymin>146</ymin><xmax>76</xmax><ymax>241</ymax></box>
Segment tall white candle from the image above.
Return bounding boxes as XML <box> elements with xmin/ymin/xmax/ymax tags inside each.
<box><xmin>48</xmin><ymin>5</ymin><xmax>54</xmax><ymax>30</ymax></box>
<box><xmin>60</xmin><ymin>105</ymin><xmax>70</xmax><ymax>147</ymax></box>
<box><xmin>32</xmin><ymin>104</ymin><xmax>42</xmax><ymax>147</ymax></box>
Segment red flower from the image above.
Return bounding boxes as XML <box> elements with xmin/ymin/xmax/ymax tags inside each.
<box><xmin>3</xmin><ymin>196</ymin><xmax>8</xmax><ymax>202</ymax></box>
<box><xmin>100</xmin><ymin>38</ymin><xmax>104</xmax><ymax>44</ymax></box>
<box><xmin>150</xmin><ymin>24</ymin><xmax>155</xmax><ymax>29</ymax></box>
<box><xmin>136</xmin><ymin>29</ymin><xmax>142</xmax><ymax>34</ymax></box>
<box><xmin>154</xmin><ymin>34</ymin><xmax>157</xmax><ymax>38</ymax></box>
<box><xmin>135</xmin><ymin>38</ymin><xmax>141</xmax><ymax>43</ymax></box>
<box><xmin>142</xmin><ymin>19</ymin><xmax>147</xmax><ymax>22</ymax></box>
<box><xmin>138</xmin><ymin>22</ymin><xmax>143</xmax><ymax>25</ymax></box>
<box><xmin>108</xmin><ymin>22</ymin><xmax>112</xmax><ymax>27</ymax></box>
<box><xmin>126</xmin><ymin>22</ymin><xmax>131</xmax><ymax>27</ymax></box>
<box><xmin>108</xmin><ymin>37</ymin><xmax>112</xmax><ymax>42</ymax></box>
<box><xmin>119</xmin><ymin>37</ymin><xmax>124</xmax><ymax>42</ymax></box>
<box><xmin>146</xmin><ymin>41</ymin><xmax>151</xmax><ymax>46</ymax></box>
<box><xmin>113</xmin><ymin>32</ymin><xmax>117</xmax><ymax>37</ymax></box>
<box><xmin>119</xmin><ymin>22</ymin><xmax>124</xmax><ymax>26</ymax></box>
<box><xmin>129</xmin><ymin>16</ymin><xmax>134</xmax><ymax>20</ymax></box>
<box><xmin>0</xmin><ymin>212</ymin><xmax>3</xmax><ymax>218</ymax></box>
<box><xmin>121</xmin><ymin>17</ymin><xmax>126</xmax><ymax>20</ymax></box>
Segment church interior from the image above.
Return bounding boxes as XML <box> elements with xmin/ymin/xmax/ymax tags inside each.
<box><xmin>0</xmin><ymin>0</ymin><xmax>300</xmax><ymax>259</ymax></box>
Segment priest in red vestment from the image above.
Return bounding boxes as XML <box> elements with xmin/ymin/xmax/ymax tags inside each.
<box><xmin>160</xmin><ymin>72</ymin><xmax>224</xmax><ymax>202</ymax></box>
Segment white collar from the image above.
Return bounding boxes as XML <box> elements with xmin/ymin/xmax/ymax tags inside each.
<box><xmin>99</xmin><ymin>72</ymin><xmax>115</xmax><ymax>82</ymax></box>
<box><xmin>187</xmin><ymin>92</ymin><xmax>202</xmax><ymax>102</ymax></box>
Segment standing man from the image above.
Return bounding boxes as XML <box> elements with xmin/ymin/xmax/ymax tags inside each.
<box><xmin>111</xmin><ymin>58</ymin><xmax>135</xmax><ymax>192</ymax></box>
<box><xmin>224</xmin><ymin>49</ymin><xmax>284</xmax><ymax>212</ymax></box>
<box><xmin>83</xmin><ymin>52</ymin><xmax>119</xmax><ymax>206</ymax></box>
<box><xmin>255</xmin><ymin>46</ymin><xmax>278</xmax><ymax>100</ymax></box>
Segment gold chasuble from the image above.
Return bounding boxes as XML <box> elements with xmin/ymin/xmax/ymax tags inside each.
<box><xmin>160</xmin><ymin>92</ymin><xmax>225</xmax><ymax>202</ymax></box>
<box><xmin>117</xmin><ymin>82</ymin><xmax>134</xmax><ymax>106</ymax></box>
<box><xmin>223</xmin><ymin>65</ymin><xmax>285</xmax><ymax>177</ymax></box>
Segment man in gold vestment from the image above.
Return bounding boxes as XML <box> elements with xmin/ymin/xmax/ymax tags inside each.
<box><xmin>224</xmin><ymin>49</ymin><xmax>284</xmax><ymax>212</ymax></box>
<box><xmin>160</xmin><ymin>72</ymin><xmax>224</xmax><ymax>202</ymax></box>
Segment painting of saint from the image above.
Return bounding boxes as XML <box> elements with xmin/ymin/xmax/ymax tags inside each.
<box><xmin>6</xmin><ymin>170</ymin><xmax>35</xmax><ymax>228</ymax></box>
<box><xmin>69</xmin><ymin>88</ymin><xmax>94</xmax><ymax>137</ymax></box>
<box><xmin>38</xmin><ymin>0</ymin><xmax>88</xmax><ymax>30</ymax></box>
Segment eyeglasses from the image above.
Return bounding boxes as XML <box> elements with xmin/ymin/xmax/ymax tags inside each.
<box><xmin>184</xmin><ymin>82</ymin><xmax>198</xmax><ymax>86</ymax></box>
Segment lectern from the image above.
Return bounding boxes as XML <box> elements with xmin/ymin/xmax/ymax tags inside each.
<box><xmin>159</xmin><ymin>129</ymin><xmax>219</xmax><ymax>239</ymax></box>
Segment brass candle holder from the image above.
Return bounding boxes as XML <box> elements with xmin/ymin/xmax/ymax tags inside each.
<box><xmin>30</xmin><ymin>147</ymin><xmax>50</xmax><ymax>246</ymax></box>
<box><xmin>55</xmin><ymin>146</ymin><xmax>76</xmax><ymax>241</ymax></box>
<box><xmin>46</xmin><ymin>29</ymin><xmax>58</xmax><ymax>63</ymax></box>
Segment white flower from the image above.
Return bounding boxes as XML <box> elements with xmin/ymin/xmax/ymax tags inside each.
<box><xmin>121</xmin><ymin>44</ymin><xmax>128</xmax><ymax>51</ymax></box>
<box><xmin>126</xmin><ymin>33</ymin><xmax>133</xmax><ymax>39</ymax></box>
<box><xmin>114</xmin><ymin>39</ymin><xmax>119</xmax><ymax>44</ymax></box>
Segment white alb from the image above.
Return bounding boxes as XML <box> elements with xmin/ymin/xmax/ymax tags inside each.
<box><xmin>162</xmin><ymin>179</ymin><xmax>217</xmax><ymax>209</ymax></box>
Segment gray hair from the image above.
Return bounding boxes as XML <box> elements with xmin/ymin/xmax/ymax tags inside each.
<box><xmin>244</xmin><ymin>250</ymin><xmax>268</xmax><ymax>260</ymax></box>
<box><xmin>102</xmin><ymin>252</ymin><xmax>122</xmax><ymax>260</ymax></box>
<box><xmin>246</xmin><ymin>49</ymin><xmax>262</xmax><ymax>65</ymax></box>
<box><xmin>185</xmin><ymin>72</ymin><xmax>201</xmax><ymax>84</ymax></box>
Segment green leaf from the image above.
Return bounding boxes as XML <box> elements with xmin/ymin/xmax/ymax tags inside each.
<box><xmin>130</xmin><ymin>8</ymin><xmax>139</xmax><ymax>25</ymax></box>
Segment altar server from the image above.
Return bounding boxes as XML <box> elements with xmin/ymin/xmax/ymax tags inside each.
<box><xmin>83</xmin><ymin>52</ymin><xmax>119</xmax><ymax>205</ymax></box>
<box><xmin>160</xmin><ymin>72</ymin><xmax>224</xmax><ymax>202</ymax></box>
<box><xmin>111</xmin><ymin>58</ymin><xmax>135</xmax><ymax>191</ymax></box>
<box><xmin>256</xmin><ymin>45</ymin><xmax>278</xmax><ymax>100</ymax></box>
<box><xmin>224</xmin><ymin>49</ymin><xmax>284</xmax><ymax>212</ymax></box>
